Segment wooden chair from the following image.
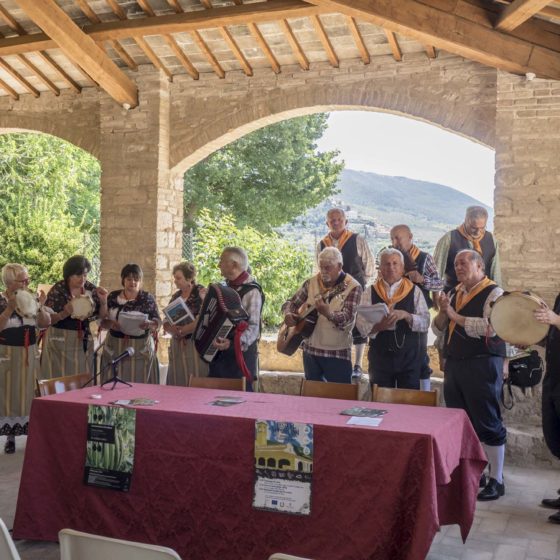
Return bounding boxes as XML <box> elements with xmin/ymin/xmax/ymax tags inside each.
<box><xmin>36</xmin><ymin>373</ymin><xmax>91</xmax><ymax>397</ymax></box>
<box><xmin>59</xmin><ymin>528</ymin><xmax>181</xmax><ymax>560</ymax></box>
<box><xmin>188</xmin><ymin>376</ymin><xmax>246</xmax><ymax>391</ymax></box>
<box><xmin>371</xmin><ymin>384</ymin><xmax>439</xmax><ymax>407</ymax></box>
<box><xmin>300</xmin><ymin>380</ymin><xmax>359</xmax><ymax>400</ymax></box>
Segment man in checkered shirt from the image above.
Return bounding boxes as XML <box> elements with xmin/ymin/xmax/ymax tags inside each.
<box><xmin>282</xmin><ymin>247</ymin><xmax>362</xmax><ymax>384</ymax></box>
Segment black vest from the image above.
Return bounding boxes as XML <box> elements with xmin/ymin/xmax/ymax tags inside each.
<box><xmin>226</xmin><ymin>280</ymin><xmax>265</xmax><ymax>344</ymax></box>
<box><xmin>444</xmin><ymin>230</ymin><xmax>496</xmax><ymax>290</ymax></box>
<box><xmin>412</xmin><ymin>250</ymin><xmax>433</xmax><ymax>308</ymax></box>
<box><xmin>320</xmin><ymin>233</ymin><xmax>366</xmax><ymax>288</ymax></box>
<box><xmin>369</xmin><ymin>285</ymin><xmax>418</xmax><ymax>353</ymax></box>
<box><xmin>545</xmin><ymin>294</ymin><xmax>560</xmax><ymax>376</ymax></box>
<box><xmin>445</xmin><ymin>284</ymin><xmax>506</xmax><ymax>359</ymax></box>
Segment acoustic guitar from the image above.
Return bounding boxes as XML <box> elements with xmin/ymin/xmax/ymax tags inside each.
<box><xmin>276</xmin><ymin>282</ymin><xmax>348</xmax><ymax>356</ymax></box>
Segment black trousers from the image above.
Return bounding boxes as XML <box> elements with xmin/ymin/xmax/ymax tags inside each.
<box><xmin>209</xmin><ymin>341</ymin><xmax>258</xmax><ymax>390</ymax></box>
<box><xmin>444</xmin><ymin>355</ymin><xmax>506</xmax><ymax>446</ymax></box>
<box><xmin>368</xmin><ymin>341</ymin><xmax>421</xmax><ymax>389</ymax></box>
<box><xmin>542</xmin><ymin>372</ymin><xmax>560</xmax><ymax>459</ymax></box>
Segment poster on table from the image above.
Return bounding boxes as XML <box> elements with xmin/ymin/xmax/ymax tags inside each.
<box><xmin>253</xmin><ymin>420</ymin><xmax>313</xmax><ymax>515</ymax></box>
<box><xmin>84</xmin><ymin>405</ymin><xmax>136</xmax><ymax>492</ymax></box>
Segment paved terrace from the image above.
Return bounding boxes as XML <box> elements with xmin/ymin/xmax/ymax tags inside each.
<box><xmin>2</xmin><ymin>436</ymin><xmax>560</xmax><ymax>560</ymax></box>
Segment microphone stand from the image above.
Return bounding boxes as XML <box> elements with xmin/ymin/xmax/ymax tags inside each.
<box><xmin>101</xmin><ymin>359</ymin><xmax>133</xmax><ymax>390</ymax></box>
<box><xmin>82</xmin><ymin>340</ymin><xmax>105</xmax><ymax>388</ymax></box>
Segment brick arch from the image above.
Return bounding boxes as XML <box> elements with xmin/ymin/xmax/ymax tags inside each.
<box><xmin>169</xmin><ymin>58</ymin><xmax>497</xmax><ymax>176</ymax></box>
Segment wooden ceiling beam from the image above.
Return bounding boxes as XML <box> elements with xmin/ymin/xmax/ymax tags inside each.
<box><xmin>249</xmin><ymin>22</ymin><xmax>281</xmax><ymax>73</ymax></box>
<box><xmin>312</xmin><ymin>15</ymin><xmax>339</xmax><ymax>67</ymax></box>
<box><xmin>191</xmin><ymin>30</ymin><xmax>226</xmax><ymax>78</ymax></box>
<box><xmin>14</xmin><ymin>0</ymin><xmax>137</xmax><ymax>106</ymax></box>
<box><xmin>346</xmin><ymin>16</ymin><xmax>370</xmax><ymax>64</ymax></box>
<box><xmin>307</xmin><ymin>0</ymin><xmax>560</xmax><ymax>80</ymax></box>
<box><xmin>0</xmin><ymin>1</ymin><xmax>327</xmax><ymax>55</ymax></box>
<box><xmin>280</xmin><ymin>19</ymin><xmax>309</xmax><ymax>70</ymax></box>
<box><xmin>0</xmin><ymin>2</ymin><xmax>81</xmax><ymax>92</ymax></box>
<box><xmin>384</xmin><ymin>29</ymin><xmax>402</xmax><ymax>61</ymax></box>
<box><xmin>15</xmin><ymin>53</ymin><xmax>60</xmax><ymax>94</ymax></box>
<box><xmin>496</xmin><ymin>0</ymin><xmax>553</xmax><ymax>31</ymax></box>
<box><xmin>0</xmin><ymin>57</ymin><xmax>39</xmax><ymax>97</ymax></box>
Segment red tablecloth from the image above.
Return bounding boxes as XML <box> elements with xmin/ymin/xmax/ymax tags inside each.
<box><xmin>13</xmin><ymin>384</ymin><xmax>485</xmax><ymax>560</ymax></box>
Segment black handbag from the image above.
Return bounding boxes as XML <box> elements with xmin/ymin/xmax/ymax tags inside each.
<box><xmin>502</xmin><ymin>350</ymin><xmax>544</xmax><ymax>410</ymax></box>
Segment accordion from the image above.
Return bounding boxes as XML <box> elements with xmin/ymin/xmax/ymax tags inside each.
<box><xmin>194</xmin><ymin>283</ymin><xmax>249</xmax><ymax>363</ymax></box>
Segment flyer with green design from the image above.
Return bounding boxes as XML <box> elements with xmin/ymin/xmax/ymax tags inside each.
<box><xmin>84</xmin><ymin>405</ymin><xmax>136</xmax><ymax>492</ymax></box>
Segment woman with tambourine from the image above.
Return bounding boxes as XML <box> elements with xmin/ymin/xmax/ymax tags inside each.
<box><xmin>0</xmin><ymin>264</ymin><xmax>50</xmax><ymax>454</ymax></box>
<box><xmin>99</xmin><ymin>263</ymin><xmax>161</xmax><ymax>384</ymax></box>
<box><xmin>163</xmin><ymin>262</ymin><xmax>208</xmax><ymax>386</ymax></box>
<box><xmin>39</xmin><ymin>255</ymin><xmax>108</xmax><ymax>379</ymax></box>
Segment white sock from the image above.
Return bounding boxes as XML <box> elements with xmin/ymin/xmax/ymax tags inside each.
<box><xmin>483</xmin><ymin>443</ymin><xmax>505</xmax><ymax>484</ymax></box>
<box><xmin>420</xmin><ymin>378</ymin><xmax>431</xmax><ymax>391</ymax></box>
<box><xmin>354</xmin><ymin>343</ymin><xmax>365</xmax><ymax>368</ymax></box>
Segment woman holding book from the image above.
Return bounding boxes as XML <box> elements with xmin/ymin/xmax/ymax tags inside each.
<box><xmin>163</xmin><ymin>262</ymin><xmax>208</xmax><ymax>385</ymax></box>
<box><xmin>100</xmin><ymin>263</ymin><xmax>161</xmax><ymax>384</ymax></box>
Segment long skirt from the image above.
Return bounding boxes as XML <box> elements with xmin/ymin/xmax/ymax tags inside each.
<box><xmin>167</xmin><ymin>337</ymin><xmax>208</xmax><ymax>387</ymax></box>
<box><xmin>39</xmin><ymin>327</ymin><xmax>94</xmax><ymax>379</ymax></box>
<box><xmin>0</xmin><ymin>343</ymin><xmax>39</xmax><ymax>436</ymax></box>
<box><xmin>100</xmin><ymin>333</ymin><xmax>159</xmax><ymax>384</ymax></box>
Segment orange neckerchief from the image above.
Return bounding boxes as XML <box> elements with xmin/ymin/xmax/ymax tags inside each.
<box><xmin>457</xmin><ymin>224</ymin><xmax>484</xmax><ymax>255</ymax></box>
<box><xmin>373</xmin><ymin>277</ymin><xmax>414</xmax><ymax>309</ymax></box>
<box><xmin>322</xmin><ymin>229</ymin><xmax>354</xmax><ymax>252</ymax></box>
<box><xmin>447</xmin><ymin>277</ymin><xmax>495</xmax><ymax>342</ymax></box>
<box><xmin>408</xmin><ymin>245</ymin><xmax>420</xmax><ymax>262</ymax></box>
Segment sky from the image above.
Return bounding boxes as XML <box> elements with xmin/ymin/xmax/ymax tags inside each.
<box><xmin>315</xmin><ymin>111</ymin><xmax>495</xmax><ymax>207</ymax></box>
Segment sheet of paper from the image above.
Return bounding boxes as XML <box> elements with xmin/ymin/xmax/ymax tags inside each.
<box><xmin>346</xmin><ymin>416</ymin><xmax>383</xmax><ymax>427</ymax></box>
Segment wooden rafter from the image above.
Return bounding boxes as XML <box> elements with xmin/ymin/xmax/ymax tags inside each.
<box><xmin>312</xmin><ymin>15</ymin><xmax>339</xmax><ymax>67</ymax></box>
<box><xmin>168</xmin><ymin>0</ymin><xmax>251</xmax><ymax>77</ymax></box>
<box><xmin>74</xmin><ymin>0</ymin><xmax>137</xmax><ymax>71</ymax></box>
<box><xmin>15</xmin><ymin>53</ymin><xmax>60</xmax><ymax>95</ymax></box>
<box><xmin>0</xmin><ymin>57</ymin><xmax>39</xmax><ymax>97</ymax></box>
<box><xmin>248</xmin><ymin>22</ymin><xmax>281</xmax><ymax>73</ymax></box>
<box><xmin>0</xmin><ymin>75</ymin><xmax>19</xmax><ymax>99</ymax></box>
<box><xmin>14</xmin><ymin>0</ymin><xmax>137</xmax><ymax>107</ymax></box>
<box><xmin>306</xmin><ymin>0</ymin><xmax>560</xmax><ymax>80</ymax></box>
<box><xmin>346</xmin><ymin>16</ymin><xmax>369</xmax><ymax>64</ymax></box>
<box><xmin>384</xmin><ymin>29</ymin><xmax>402</xmax><ymax>61</ymax></box>
<box><xmin>280</xmin><ymin>19</ymin><xmax>309</xmax><ymax>70</ymax></box>
<box><xmin>106</xmin><ymin>0</ymin><xmax>173</xmax><ymax>81</ymax></box>
<box><xmin>496</xmin><ymin>0</ymin><xmax>553</xmax><ymax>31</ymax></box>
<box><xmin>191</xmin><ymin>30</ymin><xmax>226</xmax><ymax>78</ymax></box>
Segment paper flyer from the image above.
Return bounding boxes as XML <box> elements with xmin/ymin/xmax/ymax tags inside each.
<box><xmin>84</xmin><ymin>405</ymin><xmax>136</xmax><ymax>492</ymax></box>
<box><xmin>253</xmin><ymin>420</ymin><xmax>313</xmax><ymax>515</ymax></box>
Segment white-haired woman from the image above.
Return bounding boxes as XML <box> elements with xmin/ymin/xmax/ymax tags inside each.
<box><xmin>0</xmin><ymin>264</ymin><xmax>50</xmax><ymax>454</ymax></box>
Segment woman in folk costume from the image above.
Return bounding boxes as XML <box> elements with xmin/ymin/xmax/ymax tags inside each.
<box><xmin>40</xmin><ymin>255</ymin><xmax>108</xmax><ymax>379</ymax></box>
<box><xmin>1</xmin><ymin>264</ymin><xmax>50</xmax><ymax>453</ymax></box>
<box><xmin>163</xmin><ymin>262</ymin><xmax>208</xmax><ymax>386</ymax></box>
<box><xmin>100</xmin><ymin>264</ymin><xmax>161</xmax><ymax>384</ymax></box>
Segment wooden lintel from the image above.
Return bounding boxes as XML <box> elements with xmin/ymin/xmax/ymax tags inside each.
<box><xmin>496</xmin><ymin>0</ymin><xmax>553</xmax><ymax>31</ymax></box>
<box><xmin>15</xmin><ymin>0</ymin><xmax>137</xmax><ymax>106</ymax></box>
<box><xmin>307</xmin><ymin>0</ymin><xmax>560</xmax><ymax>80</ymax></box>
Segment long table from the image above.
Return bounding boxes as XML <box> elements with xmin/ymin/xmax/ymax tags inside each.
<box><xmin>13</xmin><ymin>384</ymin><xmax>485</xmax><ymax>560</ymax></box>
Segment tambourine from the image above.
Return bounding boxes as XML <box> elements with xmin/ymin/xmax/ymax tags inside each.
<box><xmin>489</xmin><ymin>291</ymin><xmax>549</xmax><ymax>346</ymax></box>
<box><xmin>14</xmin><ymin>289</ymin><xmax>40</xmax><ymax>319</ymax></box>
<box><xmin>71</xmin><ymin>294</ymin><xmax>95</xmax><ymax>321</ymax></box>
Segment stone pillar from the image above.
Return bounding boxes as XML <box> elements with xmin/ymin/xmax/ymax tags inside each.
<box><xmin>494</xmin><ymin>71</ymin><xmax>560</xmax><ymax>304</ymax></box>
<box><xmin>99</xmin><ymin>68</ymin><xmax>183</xmax><ymax>306</ymax></box>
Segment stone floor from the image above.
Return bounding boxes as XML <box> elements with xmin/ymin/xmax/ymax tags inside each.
<box><xmin>2</xmin><ymin>436</ymin><xmax>560</xmax><ymax>560</ymax></box>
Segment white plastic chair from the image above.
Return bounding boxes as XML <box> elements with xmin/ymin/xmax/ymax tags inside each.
<box><xmin>59</xmin><ymin>529</ymin><xmax>181</xmax><ymax>560</ymax></box>
<box><xmin>268</xmin><ymin>554</ymin><xmax>313</xmax><ymax>560</ymax></box>
<box><xmin>0</xmin><ymin>518</ymin><xmax>21</xmax><ymax>560</ymax></box>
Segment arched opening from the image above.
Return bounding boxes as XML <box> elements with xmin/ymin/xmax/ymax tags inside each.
<box><xmin>0</xmin><ymin>131</ymin><xmax>101</xmax><ymax>286</ymax></box>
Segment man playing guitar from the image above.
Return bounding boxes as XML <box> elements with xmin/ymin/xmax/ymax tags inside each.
<box><xmin>282</xmin><ymin>247</ymin><xmax>362</xmax><ymax>384</ymax></box>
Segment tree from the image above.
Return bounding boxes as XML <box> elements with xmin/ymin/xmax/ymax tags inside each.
<box><xmin>183</xmin><ymin>114</ymin><xmax>343</xmax><ymax>232</ymax></box>
<box><xmin>0</xmin><ymin>133</ymin><xmax>100</xmax><ymax>286</ymax></box>
<box><xmin>193</xmin><ymin>210</ymin><xmax>312</xmax><ymax>327</ymax></box>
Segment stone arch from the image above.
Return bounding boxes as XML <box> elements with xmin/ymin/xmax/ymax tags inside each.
<box><xmin>170</xmin><ymin>58</ymin><xmax>497</xmax><ymax>177</ymax></box>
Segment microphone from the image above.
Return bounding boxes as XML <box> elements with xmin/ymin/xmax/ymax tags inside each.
<box><xmin>111</xmin><ymin>347</ymin><xmax>135</xmax><ymax>365</ymax></box>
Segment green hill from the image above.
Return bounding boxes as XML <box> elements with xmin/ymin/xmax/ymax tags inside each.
<box><xmin>279</xmin><ymin>168</ymin><xmax>494</xmax><ymax>255</ymax></box>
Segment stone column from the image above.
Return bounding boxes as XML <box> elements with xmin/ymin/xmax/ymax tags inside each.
<box><xmin>99</xmin><ymin>67</ymin><xmax>183</xmax><ymax>306</ymax></box>
<box><xmin>494</xmin><ymin>71</ymin><xmax>560</xmax><ymax>303</ymax></box>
